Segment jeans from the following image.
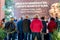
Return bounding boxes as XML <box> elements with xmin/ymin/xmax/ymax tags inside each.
<box><xmin>32</xmin><ymin>32</ymin><xmax>41</xmax><ymax>40</ymax></box>
<box><xmin>14</xmin><ymin>32</ymin><xmax>17</xmax><ymax>39</ymax></box>
<box><xmin>30</xmin><ymin>33</ymin><xmax>32</xmax><ymax>40</ymax></box>
<box><xmin>8</xmin><ymin>33</ymin><xmax>15</xmax><ymax>40</ymax></box>
<box><xmin>24</xmin><ymin>33</ymin><xmax>30</xmax><ymax>40</ymax></box>
<box><xmin>49</xmin><ymin>33</ymin><xmax>52</xmax><ymax>40</ymax></box>
<box><xmin>4</xmin><ymin>37</ymin><xmax>7</xmax><ymax>40</ymax></box>
<box><xmin>18</xmin><ymin>32</ymin><xmax>24</xmax><ymax>40</ymax></box>
<box><xmin>44</xmin><ymin>33</ymin><xmax>50</xmax><ymax>40</ymax></box>
<box><xmin>4</xmin><ymin>33</ymin><xmax>7</xmax><ymax>40</ymax></box>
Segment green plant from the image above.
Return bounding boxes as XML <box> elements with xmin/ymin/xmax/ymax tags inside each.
<box><xmin>4</xmin><ymin>0</ymin><xmax>14</xmax><ymax>21</ymax></box>
<box><xmin>51</xmin><ymin>30</ymin><xmax>60</xmax><ymax>40</ymax></box>
<box><xmin>0</xmin><ymin>28</ymin><xmax>7</xmax><ymax>39</ymax></box>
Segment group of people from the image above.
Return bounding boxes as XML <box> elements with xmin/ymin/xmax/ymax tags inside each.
<box><xmin>1</xmin><ymin>15</ymin><xmax>58</xmax><ymax>40</ymax></box>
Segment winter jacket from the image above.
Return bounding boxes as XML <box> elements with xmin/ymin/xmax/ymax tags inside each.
<box><xmin>23</xmin><ymin>19</ymin><xmax>31</xmax><ymax>33</ymax></box>
<box><xmin>17</xmin><ymin>20</ymin><xmax>23</xmax><ymax>33</ymax></box>
<box><xmin>30</xmin><ymin>18</ymin><xmax>43</xmax><ymax>33</ymax></box>
<box><xmin>42</xmin><ymin>20</ymin><xmax>47</xmax><ymax>33</ymax></box>
<box><xmin>5</xmin><ymin>21</ymin><xmax>16</xmax><ymax>33</ymax></box>
<box><xmin>48</xmin><ymin>20</ymin><xmax>57</xmax><ymax>33</ymax></box>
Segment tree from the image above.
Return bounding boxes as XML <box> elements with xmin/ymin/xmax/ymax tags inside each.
<box><xmin>4</xmin><ymin>0</ymin><xmax>14</xmax><ymax>21</ymax></box>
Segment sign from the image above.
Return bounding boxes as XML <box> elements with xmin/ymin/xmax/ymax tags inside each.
<box><xmin>14</xmin><ymin>0</ymin><xmax>59</xmax><ymax>18</ymax></box>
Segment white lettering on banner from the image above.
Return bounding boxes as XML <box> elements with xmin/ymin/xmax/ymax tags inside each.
<box><xmin>14</xmin><ymin>2</ymin><xmax>49</xmax><ymax>13</ymax></box>
<box><xmin>15</xmin><ymin>2</ymin><xmax>48</xmax><ymax>8</ymax></box>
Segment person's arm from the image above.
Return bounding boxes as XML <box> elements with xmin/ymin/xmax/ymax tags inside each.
<box><xmin>44</xmin><ymin>22</ymin><xmax>47</xmax><ymax>34</ymax></box>
<box><xmin>10</xmin><ymin>22</ymin><xmax>17</xmax><ymax>34</ymax></box>
<box><xmin>40</xmin><ymin>21</ymin><xmax>43</xmax><ymax>32</ymax></box>
<box><xmin>54</xmin><ymin>22</ymin><xmax>57</xmax><ymax>30</ymax></box>
<box><xmin>17</xmin><ymin>22</ymin><xmax>20</xmax><ymax>33</ymax></box>
<box><xmin>2</xmin><ymin>23</ymin><xmax>5</xmax><ymax>29</ymax></box>
<box><xmin>29</xmin><ymin>20</ymin><xmax>31</xmax><ymax>32</ymax></box>
<box><xmin>30</xmin><ymin>21</ymin><xmax>33</xmax><ymax>32</ymax></box>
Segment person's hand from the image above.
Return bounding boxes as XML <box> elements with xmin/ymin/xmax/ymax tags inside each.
<box><xmin>8</xmin><ymin>32</ymin><xmax>12</xmax><ymax>34</ymax></box>
<box><xmin>40</xmin><ymin>29</ymin><xmax>42</xmax><ymax>34</ymax></box>
<box><xmin>40</xmin><ymin>31</ymin><xmax>42</xmax><ymax>34</ymax></box>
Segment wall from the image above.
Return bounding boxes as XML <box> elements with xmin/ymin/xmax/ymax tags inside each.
<box><xmin>0</xmin><ymin>0</ymin><xmax>5</xmax><ymax>20</ymax></box>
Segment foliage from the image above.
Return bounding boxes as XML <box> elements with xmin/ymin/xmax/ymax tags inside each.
<box><xmin>4</xmin><ymin>0</ymin><xmax>13</xmax><ymax>21</ymax></box>
<box><xmin>0</xmin><ymin>28</ymin><xmax>7</xmax><ymax>39</ymax></box>
<box><xmin>51</xmin><ymin>30</ymin><xmax>60</xmax><ymax>40</ymax></box>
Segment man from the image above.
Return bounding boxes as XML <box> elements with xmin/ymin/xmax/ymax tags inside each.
<box><xmin>17</xmin><ymin>17</ymin><xmax>24</xmax><ymax>40</ymax></box>
<box><xmin>41</xmin><ymin>17</ymin><xmax>47</xmax><ymax>40</ymax></box>
<box><xmin>14</xmin><ymin>18</ymin><xmax>18</xmax><ymax>39</ymax></box>
<box><xmin>41</xmin><ymin>17</ymin><xmax>47</xmax><ymax>34</ymax></box>
<box><xmin>30</xmin><ymin>15</ymin><xmax>43</xmax><ymax>40</ymax></box>
<box><xmin>23</xmin><ymin>16</ymin><xmax>31</xmax><ymax>40</ymax></box>
<box><xmin>5</xmin><ymin>17</ymin><xmax>16</xmax><ymax>40</ymax></box>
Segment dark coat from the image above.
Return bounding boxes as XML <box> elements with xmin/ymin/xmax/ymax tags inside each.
<box><xmin>23</xmin><ymin>19</ymin><xmax>31</xmax><ymax>33</ymax></box>
<box><xmin>5</xmin><ymin>21</ymin><xmax>16</xmax><ymax>32</ymax></box>
<box><xmin>17</xmin><ymin>20</ymin><xmax>23</xmax><ymax>33</ymax></box>
<box><xmin>42</xmin><ymin>20</ymin><xmax>47</xmax><ymax>33</ymax></box>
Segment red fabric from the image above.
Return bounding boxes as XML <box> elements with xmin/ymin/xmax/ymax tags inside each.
<box><xmin>30</xmin><ymin>18</ymin><xmax>43</xmax><ymax>32</ymax></box>
<box><xmin>48</xmin><ymin>20</ymin><xmax>57</xmax><ymax>32</ymax></box>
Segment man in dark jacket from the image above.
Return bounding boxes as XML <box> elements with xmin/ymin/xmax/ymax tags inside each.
<box><xmin>41</xmin><ymin>17</ymin><xmax>47</xmax><ymax>40</ymax></box>
<box><xmin>5</xmin><ymin>17</ymin><xmax>16</xmax><ymax>40</ymax></box>
<box><xmin>17</xmin><ymin>17</ymin><xmax>24</xmax><ymax>40</ymax></box>
<box><xmin>23</xmin><ymin>16</ymin><xmax>31</xmax><ymax>40</ymax></box>
<box><xmin>41</xmin><ymin>17</ymin><xmax>47</xmax><ymax>33</ymax></box>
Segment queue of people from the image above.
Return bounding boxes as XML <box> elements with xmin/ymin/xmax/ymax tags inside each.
<box><xmin>0</xmin><ymin>15</ymin><xmax>58</xmax><ymax>40</ymax></box>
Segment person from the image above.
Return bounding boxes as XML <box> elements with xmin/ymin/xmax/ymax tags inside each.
<box><xmin>17</xmin><ymin>17</ymin><xmax>24</xmax><ymax>40</ymax></box>
<box><xmin>5</xmin><ymin>17</ymin><xmax>17</xmax><ymax>40</ymax></box>
<box><xmin>41</xmin><ymin>17</ymin><xmax>47</xmax><ymax>40</ymax></box>
<box><xmin>1</xmin><ymin>18</ymin><xmax>7</xmax><ymax>40</ymax></box>
<box><xmin>30</xmin><ymin>15</ymin><xmax>43</xmax><ymax>40</ymax></box>
<box><xmin>2</xmin><ymin>18</ymin><xmax>5</xmax><ymax>28</ymax></box>
<box><xmin>14</xmin><ymin>18</ymin><xmax>18</xmax><ymax>39</ymax></box>
<box><xmin>55</xmin><ymin>17</ymin><xmax>60</xmax><ymax>31</ymax></box>
<box><xmin>48</xmin><ymin>17</ymin><xmax>57</xmax><ymax>40</ymax></box>
<box><xmin>23</xmin><ymin>16</ymin><xmax>31</xmax><ymax>40</ymax></box>
<box><xmin>41</xmin><ymin>17</ymin><xmax>47</xmax><ymax>34</ymax></box>
<box><xmin>0</xmin><ymin>18</ymin><xmax>7</xmax><ymax>40</ymax></box>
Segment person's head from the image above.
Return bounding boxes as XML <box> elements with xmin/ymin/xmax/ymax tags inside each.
<box><xmin>10</xmin><ymin>17</ymin><xmax>14</xmax><ymax>21</ymax></box>
<box><xmin>14</xmin><ymin>17</ymin><xmax>17</xmax><ymax>21</ymax></box>
<box><xmin>2</xmin><ymin>18</ymin><xmax>5</xmax><ymax>22</ymax></box>
<box><xmin>41</xmin><ymin>17</ymin><xmax>45</xmax><ymax>20</ymax></box>
<box><xmin>56</xmin><ymin>17</ymin><xmax>58</xmax><ymax>19</ymax></box>
<box><xmin>25</xmin><ymin>15</ymin><xmax>29</xmax><ymax>19</ymax></box>
<box><xmin>50</xmin><ymin>17</ymin><xmax>55</xmax><ymax>21</ymax></box>
<box><xmin>34</xmin><ymin>14</ymin><xmax>39</xmax><ymax>19</ymax></box>
<box><xmin>20</xmin><ymin>17</ymin><xmax>23</xmax><ymax>20</ymax></box>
